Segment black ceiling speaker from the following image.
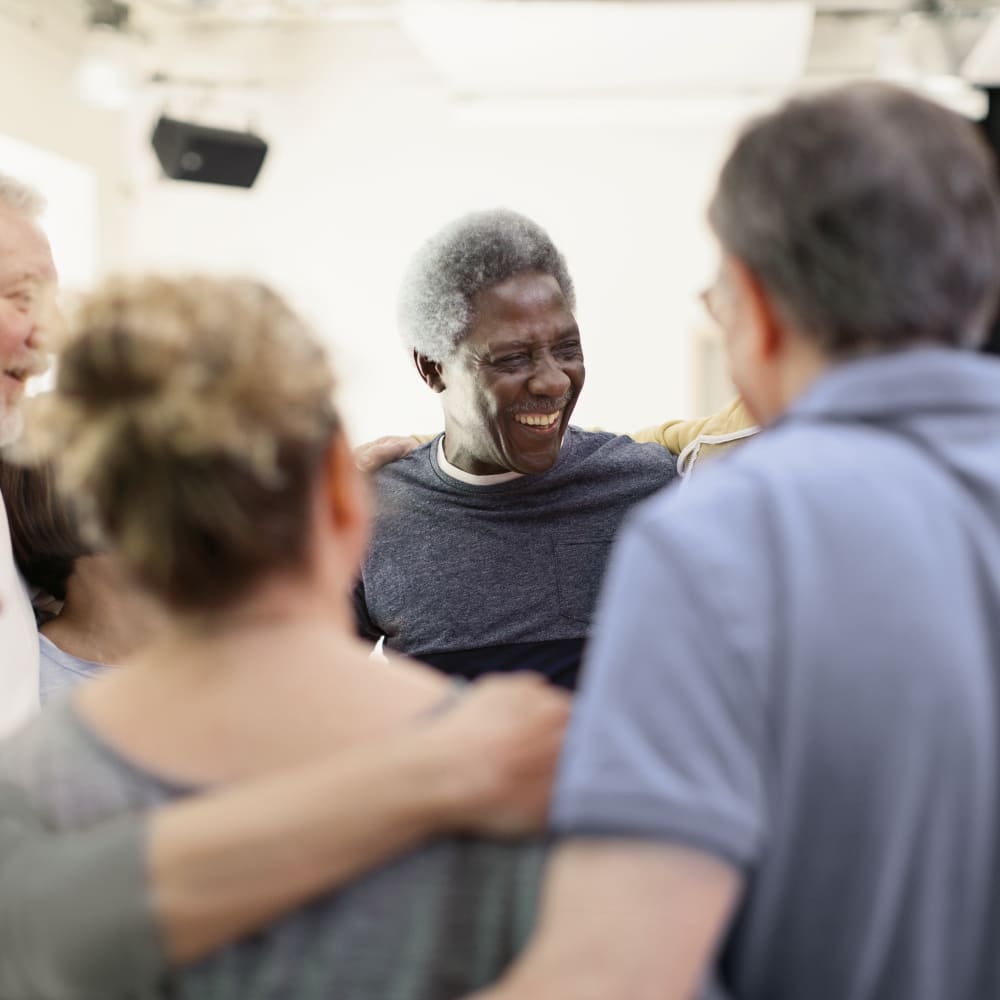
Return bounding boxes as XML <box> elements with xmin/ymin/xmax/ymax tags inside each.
<box><xmin>151</xmin><ymin>115</ymin><xmax>268</xmax><ymax>189</ymax></box>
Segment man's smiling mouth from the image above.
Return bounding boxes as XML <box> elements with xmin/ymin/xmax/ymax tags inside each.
<box><xmin>513</xmin><ymin>411</ymin><xmax>561</xmax><ymax>430</ymax></box>
<box><xmin>3</xmin><ymin>354</ymin><xmax>46</xmax><ymax>385</ymax></box>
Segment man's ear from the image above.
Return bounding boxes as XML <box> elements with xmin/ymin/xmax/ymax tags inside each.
<box><xmin>729</xmin><ymin>258</ymin><xmax>785</xmax><ymax>362</ymax></box>
<box><xmin>414</xmin><ymin>351</ymin><xmax>446</xmax><ymax>393</ymax></box>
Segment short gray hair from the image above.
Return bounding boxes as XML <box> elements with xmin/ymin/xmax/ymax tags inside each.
<box><xmin>0</xmin><ymin>172</ymin><xmax>45</xmax><ymax>219</ymax></box>
<box><xmin>399</xmin><ymin>208</ymin><xmax>576</xmax><ymax>361</ymax></box>
<box><xmin>708</xmin><ymin>82</ymin><xmax>1000</xmax><ymax>355</ymax></box>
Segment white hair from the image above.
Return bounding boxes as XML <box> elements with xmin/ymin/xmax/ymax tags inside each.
<box><xmin>398</xmin><ymin>209</ymin><xmax>576</xmax><ymax>362</ymax></box>
<box><xmin>0</xmin><ymin>172</ymin><xmax>45</xmax><ymax>219</ymax></box>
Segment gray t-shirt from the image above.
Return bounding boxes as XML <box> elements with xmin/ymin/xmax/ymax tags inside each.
<box><xmin>554</xmin><ymin>349</ymin><xmax>1000</xmax><ymax>1000</ymax></box>
<box><xmin>355</xmin><ymin>427</ymin><xmax>676</xmax><ymax>688</ymax></box>
<box><xmin>0</xmin><ymin>696</ymin><xmax>545</xmax><ymax>1000</ymax></box>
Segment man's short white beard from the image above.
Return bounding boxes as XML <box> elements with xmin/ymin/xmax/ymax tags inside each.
<box><xmin>0</xmin><ymin>404</ymin><xmax>24</xmax><ymax>447</ymax></box>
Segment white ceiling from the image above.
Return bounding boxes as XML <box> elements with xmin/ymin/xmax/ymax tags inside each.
<box><xmin>9</xmin><ymin>0</ymin><xmax>1000</xmax><ymax>105</ymax></box>
<box><xmin>117</xmin><ymin>0</ymin><xmax>1000</xmax><ymax>85</ymax></box>
<box><xmin>396</xmin><ymin>2</ymin><xmax>814</xmax><ymax>97</ymax></box>
<box><xmin>126</xmin><ymin>0</ymin><xmax>993</xmax><ymax>15</ymax></box>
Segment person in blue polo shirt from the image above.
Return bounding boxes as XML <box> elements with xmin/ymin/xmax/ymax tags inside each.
<box><xmin>474</xmin><ymin>82</ymin><xmax>1000</xmax><ymax>1000</ymax></box>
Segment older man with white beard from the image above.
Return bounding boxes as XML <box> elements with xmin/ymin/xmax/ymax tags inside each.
<box><xmin>0</xmin><ymin>176</ymin><xmax>56</xmax><ymax>737</ymax></box>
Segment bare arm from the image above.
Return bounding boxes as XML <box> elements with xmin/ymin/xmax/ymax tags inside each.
<box><xmin>150</xmin><ymin>731</ymin><xmax>472</xmax><ymax>962</ymax></box>
<box><xmin>153</xmin><ymin>674</ymin><xmax>567</xmax><ymax>961</ymax></box>
<box><xmin>470</xmin><ymin>839</ymin><xmax>741</xmax><ymax>1000</ymax></box>
<box><xmin>0</xmin><ymin>674</ymin><xmax>568</xmax><ymax>996</ymax></box>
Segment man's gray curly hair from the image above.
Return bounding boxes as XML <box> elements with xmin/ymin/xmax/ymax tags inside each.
<box><xmin>398</xmin><ymin>208</ymin><xmax>576</xmax><ymax>362</ymax></box>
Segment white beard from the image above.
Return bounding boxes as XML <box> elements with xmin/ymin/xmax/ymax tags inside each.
<box><xmin>0</xmin><ymin>404</ymin><xmax>23</xmax><ymax>447</ymax></box>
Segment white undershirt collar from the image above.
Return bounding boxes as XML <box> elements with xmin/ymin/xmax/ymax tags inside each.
<box><xmin>437</xmin><ymin>438</ymin><xmax>524</xmax><ymax>485</ymax></box>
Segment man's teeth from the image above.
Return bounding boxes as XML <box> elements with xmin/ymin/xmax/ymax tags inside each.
<box><xmin>514</xmin><ymin>411</ymin><xmax>560</xmax><ymax>427</ymax></box>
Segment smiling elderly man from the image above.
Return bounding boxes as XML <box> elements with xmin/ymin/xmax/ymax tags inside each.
<box><xmin>355</xmin><ymin>209</ymin><xmax>713</xmax><ymax>689</ymax></box>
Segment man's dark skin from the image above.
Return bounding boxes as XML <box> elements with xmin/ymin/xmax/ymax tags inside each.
<box><xmin>414</xmin><ymin>270</ymin><xmax>586</xmax><ymax>476</ymax></box>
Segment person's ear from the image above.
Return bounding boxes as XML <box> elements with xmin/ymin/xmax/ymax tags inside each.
<box><xmin>413</xmin><ymin>351</ymin><xmax>446</xmax><ymax>393</ymax></box>
<box><xmin>324</xmin><ymin>430</ymin><xmax>370</xmax><ymax>543</ymax></box>
<box><xmin>729</xmin><ymin>257</ymin><xmax>784</xmax><ymax>362</ymax></box>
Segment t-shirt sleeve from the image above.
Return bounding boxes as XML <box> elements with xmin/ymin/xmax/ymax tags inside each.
<box><xmin>551</xmin><ymin>483</ymin><xmax>771</xmax><ymax>870</ymax></box>
<box><xmin>0</xmin><ymin>781</ymin><xmax>165</xmax><ymax>999</ymax></box>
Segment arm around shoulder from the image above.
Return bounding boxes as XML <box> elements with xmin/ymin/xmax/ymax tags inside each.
<box><xmin>630</xmin><ymin>397</ymin><xmax>756</xmax><ymax>454</ymax></box>
<box><xmin>0</xmin><ymin>673</ymin><xmax>567</xmax><ymax>988</ymax></box>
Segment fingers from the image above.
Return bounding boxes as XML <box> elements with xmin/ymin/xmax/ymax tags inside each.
<box><xmin>354</xmin><ymin>435</ymin><xmax>420</xmax><ymax>473</ymax></box>
<box><xmin>469</xmin><ymin>673</ymin><xmax>571</xmax><ymax>726</ymax></box>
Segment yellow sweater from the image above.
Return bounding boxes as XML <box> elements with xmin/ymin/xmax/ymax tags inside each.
<box><xmin>630</xmin><ymin>397</ymin><xmax>758</xmax><ymax>475</ymax></box>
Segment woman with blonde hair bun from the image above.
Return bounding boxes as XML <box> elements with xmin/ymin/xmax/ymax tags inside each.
<box><xmin>0</xmin><ymin>275</ymin><xmax>561</xmax><ymax>999</ymax></box>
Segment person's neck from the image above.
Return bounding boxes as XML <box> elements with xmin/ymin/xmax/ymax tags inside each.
<box><xmin>441</xmin><ymin>431</ymin><xmax>509</xmax><ymax>476</ymax></box>
<box><xmin>74</xmin><ymin>569</ymin><xmax>450</xmax><ymax>785</ymax></box>
<box><xmin>437</xmin><ymin>436</ymin><xmax>523</xmax><ymax>484</ymax></box>
<box><xmin>173</xmin><ymin>575</ymin><xmax>357</xmax><ymax>644</ymax></box>
<box><xmin>41</xmin><ymin>555</ymin><xmax>166</xmax><ymax>666</ymax></box>
<box><xmin>751</xmin><ymin>338</ymin><xmax>833</xmax><ymax>425</ymax></box>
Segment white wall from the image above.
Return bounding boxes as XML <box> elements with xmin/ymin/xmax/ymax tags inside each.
<box><xmin>0</xmin><ymin>11</ymin><xmax>757</xmax><ymax>443</ymax></box>
<box><xmin>0</xmin><ymin>5</ymin><xmax>129</xmax><ymax>281</ymax></box>
<box><xmin>115</xmin><ymin>19</ymin><xmax>757</xmax><ymax>443</ymax></box>
<box><xmin>0</xmin><ymin>132</ymin><xmax>98</xmax><ymax>290</ymax></box>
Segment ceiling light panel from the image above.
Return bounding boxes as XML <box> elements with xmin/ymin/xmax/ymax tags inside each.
<box><xmin>398</xmin><ymin>0</ymin><xmax>815</xmax><ymax>96</ymax></box>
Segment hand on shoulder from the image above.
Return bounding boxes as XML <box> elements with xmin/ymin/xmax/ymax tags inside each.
<box><xmin>354</xmin><ymin>435</ymin><xmax>421</xmax><ymax>473</ymax></box>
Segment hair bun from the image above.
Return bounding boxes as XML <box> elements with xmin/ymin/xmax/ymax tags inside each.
<box><xmin>57</xmin><ymin>320</ymin><xmax>175</xmax><ymax>407</ymax></box>
<box><xmin>28</xmin><ymin>272</ymin><xmax>338</xmax><ymax>484</ymax></box>
<box><xmin>21</xmin><ymin>274</ymin><xmax>341</xmax><ymax>612</ymax></box>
